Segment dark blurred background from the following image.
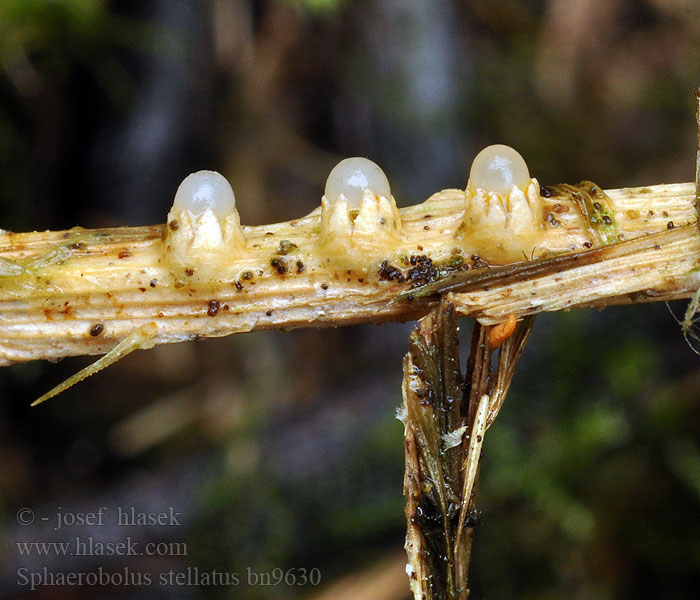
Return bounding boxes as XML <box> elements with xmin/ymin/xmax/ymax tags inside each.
<box><xmin>1</xmin><ymin>1</ymin><xmax>700</xmax><ymax>598</ymax></box>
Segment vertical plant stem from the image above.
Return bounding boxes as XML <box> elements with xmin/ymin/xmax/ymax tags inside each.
<box><xmin>695</xmin><ymin>87</ymin><xmax>700</xmax><ymax>215</ymax></box>
<box><xmin>401</xmin><ymin>300</ymin><xmax>535</xmax><ymax>599</ymax></box>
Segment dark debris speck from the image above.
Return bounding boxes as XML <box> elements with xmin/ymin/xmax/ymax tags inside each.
<box><xmin>207</xmin><ymin>300</ymin><xmax>220</xmax><ymax>317</ymax></box>
<box><xmin>89</xmin><ymin>323</ymin><xmax>104</xmax><ymax>337</ymax></box>
<box><xmin>540</xmin><ymin>185</ymin><xmax>554</xmax><ymax>197</ymax></box>
<box><xmin>406</xmin><ymin>255</ymin><xmax>438</xmax><ymax>285</ymax></box>
<box><xmin>378</xmin><ymin>260</ymin><xmax>404</xmax><ymax>283</ymax></box>
<box><xmin>271</xmin><ymin>258</ymin><xmax>287</xmax><ymax>275</ymax></box>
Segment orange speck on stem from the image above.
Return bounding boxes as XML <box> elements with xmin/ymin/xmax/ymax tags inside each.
<box><xmin>488</xmin><ymin>313</ymin><xmax>517</xmax><ymax>348</ymax></box>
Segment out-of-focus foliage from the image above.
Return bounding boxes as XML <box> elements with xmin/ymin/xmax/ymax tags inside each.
<box><xmin>0</xmin><ymin>0</ymin><xmax>108</xmax><ymax>59</ymax></box>
<box><xmin>479</xmin><ymin>306</ymin><xmax>700</xmax><ymax>598</ymax></box>
<box><xmin>280</xmin><ymin>0</ymin><xmax>346</xmax><ymax>16</ymax></box>
<box><xmin>1</xmin><ymin>1</ymin><xmax>699</xmax><ymax>599</ymax></box>
<box><xmin>0</xmin><ymin>0</ymin><xmax>118</xmax><ymax>228</ymax></box>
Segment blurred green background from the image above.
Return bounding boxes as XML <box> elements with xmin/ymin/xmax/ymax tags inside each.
<box><xmin>1</xmin><ymin>1</ymin><xmax>699</xmax><ymax>598</ymax></box>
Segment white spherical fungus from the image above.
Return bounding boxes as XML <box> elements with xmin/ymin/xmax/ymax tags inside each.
<box><xmin>172</xmin><ymin>170</ymin><xmax>236</xmax><ymax>218</ymax></box>
<box><xmin>324</xmin><ymin>157</ymin><xmax>391</xmax><ymax>208</ymax></box>
<box><xmin>468</xmin><ymin>144</ymin><xmax>530</xmax><ymax>196</ymax></box>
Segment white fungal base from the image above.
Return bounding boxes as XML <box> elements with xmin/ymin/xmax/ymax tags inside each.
<box><xmin>158</xmin><ymin>148</ymin><xmax>587</xmax><ymax>282</ymax></box>
<box><xmin>319</xmin><ymin>158</ymin><xmax>402</xmax><ymax>268</ymax></box>
<box><xmin>162</xmin><ymin>170</ymin><xmax>246</xmax><ymax>281</ymax></box>
<box><xmin>461</xmin><ymin>145</ymin><xmax>544</xmax><ymax>262</ymax></box>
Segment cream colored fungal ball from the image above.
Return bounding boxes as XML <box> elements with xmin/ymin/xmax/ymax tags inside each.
<box><xmin>172</xmin><ymin>170</ymin><xmax>236</xmax><ymax>217</ymax></box>
<box><xmin>468</xmin><ymin>144</ymin><xmax>530</xmax><ymax>196</ymax></box>
<box><xmin>325</xmin><ymin>157</ymin><xmax>391</xmax><ymax>208</ymax></box>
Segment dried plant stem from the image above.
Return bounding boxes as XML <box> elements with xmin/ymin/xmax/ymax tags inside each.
<box><xmin>401</xmin><ymin>300</ymin><xmax>535</xmax><ymax>599</ymax></box>
<box><xmin>695</xmin><ymin>87</ymin><xmax>700</xmax><ymax>213</ymax></box>
<box><xmin>0</xmin><ymin>182</ymin><xmax>698</xmax><ymax>365</ymax></box>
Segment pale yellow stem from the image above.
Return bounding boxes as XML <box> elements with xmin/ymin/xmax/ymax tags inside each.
<box><xmin>0</xmin><ymin>182</ymin><xmax>697</xmax><ymax>365</ymax></box>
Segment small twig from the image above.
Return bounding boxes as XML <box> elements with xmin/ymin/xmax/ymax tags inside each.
<box><xmin>453</xmin><ymin>392</ymin><xmax>489</xmax><ymax>558</ymax></box>
<box><xmin>401</xmin><ymin>301</ymin><xmax>536</xmax><ymax>599</ymax></box>
<box><xmin>0</xmin><ymin>183</ymin><xmax>697</xmax><ymax>365</ymax></box>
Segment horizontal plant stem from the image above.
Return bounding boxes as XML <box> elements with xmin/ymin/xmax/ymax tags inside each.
<box><xmin>450</xmin><ymin>223</ymin><xmax>700</xmax><ymax>320</ymax></box>
<box><xmin>0</xmin><ymin>183</ymin><xmax>698</xmax><ymax>365</ymax></box>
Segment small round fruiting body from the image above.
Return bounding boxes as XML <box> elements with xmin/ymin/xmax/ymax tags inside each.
<box><xmin>172</xmin><ymin>170</ymin><xmax>236</xmax><ymax>218</ymax></box>
<box><xmin>460</xmin><ymin>144</ymin><xmax>545</xmax><ymax>264</ymax></box>
<box><xmin>164</xmin><ymin>170</ymin><xmax>245</xmax><ymax>281</ymax></box>
<box><xmin>468</xmin><ymin>144</ymin><xmax>530</xmax><ymax>195</ymax></box>
<box><xmin>324</xmin><ymin>157</ymin><xmax>391</xmax><ymax>208</ymax></box>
